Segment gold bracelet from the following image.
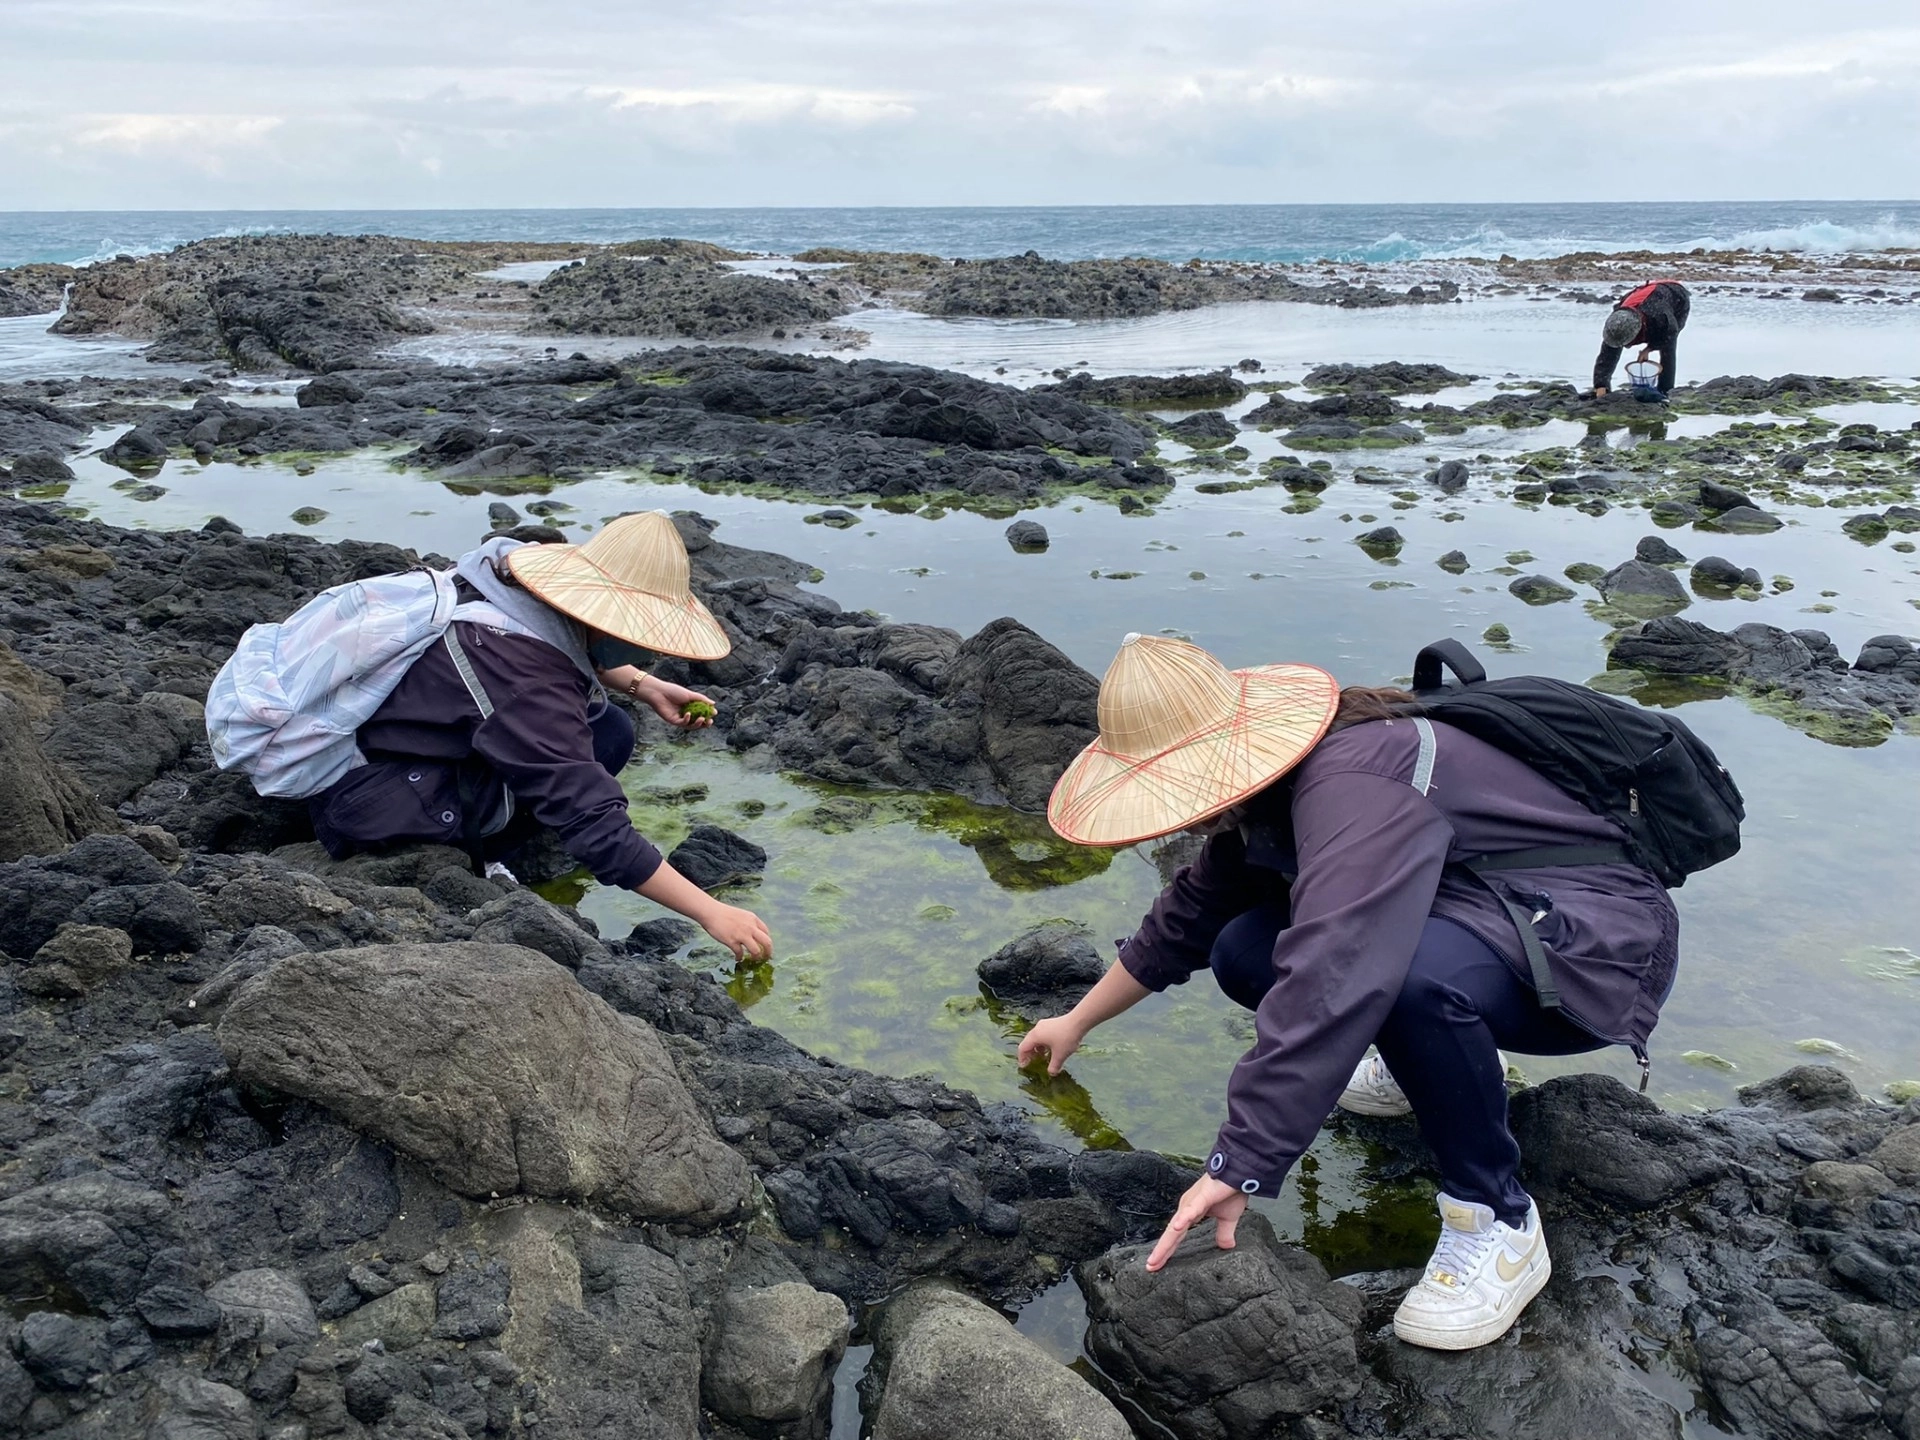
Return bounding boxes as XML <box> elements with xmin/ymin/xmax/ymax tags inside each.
<box><xmin>626</xmin><ymin>672</ymin><xmax>649</xmax><ymax>699</ymax></box>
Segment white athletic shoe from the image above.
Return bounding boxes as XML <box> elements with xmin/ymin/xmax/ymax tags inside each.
<box><xmin>1337</xmin><ymin>1051</ymin><xmax>1412</xmax><ymax>1116</ymax></box>
<box><xmin>1392</xmin><ymin>1193</ymin><xmax>1551</xmax><ymax>1350</ymax></box>
<box><xmin>1336</xmin><ymin>1050</ymin><xmax>1515</xmax><ymax>1118</ymax></box>
<box><xmin>483</xmin><ymin>861</ymin><xmax>519</xmax><ymax>885</ymax></box>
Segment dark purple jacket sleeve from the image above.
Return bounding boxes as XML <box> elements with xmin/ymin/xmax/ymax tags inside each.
<box><xmin>1205</xmin><ymin>770</ymin><xmax>1454</xmax><ymax>1197</ymax></box>
<box><xmin>1117</xmin><ymin>830</ymin><xmax>1270</xmax><ymax>992</ymax></box>
<box><xmin>456</xmin><ymin>627</ymin><xmax>663</xmax><ymax>890</ymax></box>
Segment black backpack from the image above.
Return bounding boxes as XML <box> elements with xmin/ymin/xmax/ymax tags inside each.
<box><xmin>1410</xmin><ymin>638</ymin><xmax>1745</xmax><ymax>890</ymax></box>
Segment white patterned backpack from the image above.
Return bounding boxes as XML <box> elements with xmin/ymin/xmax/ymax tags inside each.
<box><xmin>205</xmin><ymin>568</ymin><xmax>462</xmax><ymax>799</ymax></box>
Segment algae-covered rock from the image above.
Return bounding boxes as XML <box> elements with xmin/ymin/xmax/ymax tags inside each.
<box><xmin>1510</xmin><ymin>574</ymin><xmax>1576</xmax><ymax>605</ymax></box>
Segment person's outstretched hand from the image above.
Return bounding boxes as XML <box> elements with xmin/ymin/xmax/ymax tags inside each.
<box><xmin>1016</xmin><ymin>1016</ymin><xmax>1085</xmax><ymax>1075</ymax></box>
<box><xmin>1145</xmin><ymin>1175</ymin><xmax>1248</xmax><ymax>1272</ymax></box>
<box><xmin>642</xmin><ymin>678</ymin><xmax>718</xmax><ymax>729</ymax></box>
<box><xmin>702</xmin><ymin>903</ymin><xmax>772</xmax><ymax>963</ymax></box>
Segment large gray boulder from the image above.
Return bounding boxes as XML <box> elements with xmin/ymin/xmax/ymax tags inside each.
<box><xmin>0</xmin><ymin>1177</ymin><xmax>181</xmax><ymax>1315</ymax></box>
<box><xmin>702</xmin><ymin>1280</ymin><xmax>849</xmax><ymax>1436</ymax></box>
<box><xmin>1076</xmin><ymin>1214</ymin><xmax>1363</xmax><ymax>1440</ymax></box>
<box><xmin>869</xmin><ymin>1283</ymin><xmax>1129</xmax><ymax>1440</ymax></box>
<box><xmin>218</xmin><ymin>943</ymin><xmax>752</xmax><ymax>1224</ymax></box>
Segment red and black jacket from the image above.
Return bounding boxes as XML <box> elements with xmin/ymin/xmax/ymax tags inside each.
<box><xmin>1594</xmin><ymin>280</ymin><xmax>1691</xmax><ymax>394</ymax></box>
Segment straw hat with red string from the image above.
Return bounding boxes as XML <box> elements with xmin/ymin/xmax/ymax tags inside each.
<box><xmin>504</xmin><ymin>510</ymin><xmax>730</xmax><ymax>660</ymax></box>
<box><xmin>1048</xmin><ymin>633</ymin><xmax>1339</xmax><ymax>847</ymax></box>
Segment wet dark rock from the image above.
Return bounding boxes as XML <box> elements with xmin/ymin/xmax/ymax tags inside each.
<box><xmin>1509</xmin><ymin>1073</ymin><xmax>1726</xmax><ymax>1210</ymax></box>
<box><xmin>1303</xmin><ymin>361</ymin><xmax>1469</xmax><ymax>393</ymax></box>
<box><xmin>1636</xmin><ymin>534</ymin><xmax>1688</xmax><ymax>565</ymax></box>
<box><xmin>1855</xmin><ymin>634</ymin><xmax>1920</xmax><ymax>684</ymax></box>
<box><xmin>0</xmin><ymin>1176</ymin><xmax>181</xmax><ymax>1314</ymax></box>
<box><xmin>44</xmin><ymin>690</ymin><xmax>206</xmax><ymax>805</ymax></box>
<box><xmin>1165</xmin><ymin>410</ymin><xmax>1237</xmax><ymax>447</ymax></box>
<box><xmin>869</xmin><ymin>1282</ymin><xmax>1129</xmax><ymax>1440</ymax></box>
<box><xmin>1005</xmin><ymin>519</ymin><xmax>1049</xmax><ymax>552</ymax></box>
<box><xmin>219</xmin><ymin>942</ymin><xmax>752</xmax><ymax>1222</ymax></box>
<box><xmin>1436</xmin><ymin>549</ymin><xmax>1470</xmax><ymax>574</ymax></box>
<box><xmin>1700</xmin><ymin>479</ymin><xmax>1756</xmax><ymax>512</ymax></box>
<box><xmin>1651</xmin><ymin>499</ymin><xmax>1701</xmax><ymax>526</ymax></box>
<box><xmin>10</xmin><ymin>453</ymin><xmax>77</xmax><ymax>484</ymax></box>
<box><xmin>295</xmin><ymin>373</ymin><xmax>365</xmax><ymax>407</ymax></box>
<box><xmin>468</xmin><ymin>888</ymin><xmax>608</xmax><ymax>969</ymax></box>
<box><xmin>1034</xmin><ymin>371</ymin><xmax>1248</xmax><ymax>407</ymax></box>
<box><xmin>1691</xmin><ymin>556</ymin><xmax>1764</xmax><ymax>592</ymax></box>
<box><xmin>668</xmin><ymin>824</ymin><xmax>769</xmax><ymax>891</ymax></box>
<box><xmin>1242</xmin><ymin>392</ymin><xmax>1309</xmax><ymax>429</ymax></box>
<box><xmin>1703</xmin><ymin>504</ymin><xmax>1784</xmax><ymax>534</ymax></box>
<box><xmin>537</xmin><ymin>253</ymin><xmax>837</xmax><ymax>339</ymax></box>
<box><xmin>1355</xmin><ymin>526</ymin><xmax>1404</xmax><ymax>557</ymax></box>
<box><xmin>486</xmin><ymin>500</ymin><xmax>521</xmax><ymax>529</ymax></box>
<box><xmin>1510</xmin><ymin>574</ymin><xmax>1576</xmax><ymax>605</ymax></box>
<box><xmin>136</xmin><ymin>1282</ymin><xmax>224</xmax><ymax>1338</ymax></box>
<box><xmin>1079</xmin><ymin>1213</ymin><xmax>1363</xmax><ymax>1440</ymax></box>
<box><xmin>976</xmin><ymin>920</ymin><xmax>1107</xmax><ymax>1018</ymax></box>
<box><xmin>1612</xmin><ymin>616</ymin><xmax>1920</xmax><ymax>735</ymax></box>
<box><xmin>1430</xmin><ymin>459</ymin><xmax>1469</xmax><ymax>492</ymax></box>
<box><xmin>620</xmin><ymin>916</ymin><xmax>700</xmax><ymax>958</ymax></box>
<box><xmin>101</xmin><ymin>426</ymin><xmax>170</xmax><ymax>472</ymax></box>
<box><xmin>804</xmin><ymin>507</ymin><xmax>860</xmax><ymax>529</ymax></box>
<box><xmin>1597</xmin><ymin>559</ymin><xmax>1690</xmax><ymax>616</ymax></box>
<box><xmin>431</xmin><ymin>1257</ymin><xmax>510</xmax><ymax>1340</ymax></box>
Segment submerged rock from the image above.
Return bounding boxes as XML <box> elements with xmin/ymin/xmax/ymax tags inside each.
<box><xmin>1355</xmin><ymin>525</ymin><xmax>1404</xmax><ymax>558</ymax></box>
<box><xmin>1597</xmin><ymin>559</ymin><xmax>1690</xmax><ymax>616</ymax></box>
<box><xmin>1005</xmin><ymin>519</ymin><xmax>1050</xmax><ymax>552</ymax></box>
<box><xmin>977</xmin><ymin>920</ymin><xmax>1107</xmax><ymax>1018</ymax></box>
<box><xmin>1510</xmin><ymin>574</ymin><xmax>1576</xmax><ymax>605</ymax></box>
<box><xmin>1691</xmin><ymin>556</ymin><xmax>1763</xmax><ymax>593</ymax></box>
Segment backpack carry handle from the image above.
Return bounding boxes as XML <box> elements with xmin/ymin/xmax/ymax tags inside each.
<box><xmin>1412</xmin><ymin>639</ymin><xmax>1487</xmax><ymax>694</ymax></box>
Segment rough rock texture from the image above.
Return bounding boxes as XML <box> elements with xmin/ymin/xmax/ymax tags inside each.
<box><xmin>867</xmin><ymin>1283</ymin><xmax>1130</xmax><ymax>1440</ymax></box>
<box><xmin>1612</xmin><ymin>616</ymin><xmax>1920</xmax><ymax>739</ymax></box>
<box><xmin>218</xmin><ymin>942</ymin><xmax>753</xmax><ymax>1223</ymax></box>
<box><xmin>1079</xmin><ymin>1214</ymin><xmax>1364</xmax><ymax>1440</ymax></box>
<box><xmin>535</xmin><ymin>254</ymin><xmax>838</xmax><ymax>339</ymax></box>
<box><xmin>976</xmin><ymin>920</ymin><xmax>1107</xmax><ymax>1019</ymax></box>
<box><xmin>1597</xmin><ymin>558</ymin><xmax>1691</xmax><ymax>616</ymax></box>
<box><xmin>702</xmin><ymin>1281</ymin><xmax>849</xmax><ymax>1435</ymax></box>
<box><xmin>666</xmin><ymin>825</ymin><xmax>768</xmax><ymax>891</ymax></box>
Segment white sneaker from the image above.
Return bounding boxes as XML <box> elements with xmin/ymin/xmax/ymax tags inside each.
<box><xmin>1336</xmin><ymin>1049</ymin><xmax>1515</xmax><ymax>1118</ymax></box>
<box><xmin>1392</xmin><ymin>1193</ymin><xmax>1551</xmax><ymax>1350</ymax></box>
<box><xmin>483</xmin><ymin>861</ymin><xmax>519</xmax><ymax>885</ymax></box>
<box><xmin>1337</xmin><ymin>1051</ymin><xmax>1412</xmax><ymax>1116</ymax></box>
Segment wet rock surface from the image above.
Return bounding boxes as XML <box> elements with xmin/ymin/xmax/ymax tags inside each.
<box><xmin>976</xmin><ymin>920</ymin><xmax>1108</xmax><ymax>1019</ymax></box>
<box><xmin>1612</xmin><ymin>616</ymin><xmax>1920</xmax><ymax>740</ymax></box>
<box><xmin>0</xmin><ymin>484</ymin><xmax>1914</xmax><ymax>1437</ymax></box>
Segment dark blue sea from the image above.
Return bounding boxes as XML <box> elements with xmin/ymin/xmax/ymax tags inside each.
<box><xmin>3</xmin><ymin>201</ymin><xmax>1918</xmax><ymax>271</ymax></box>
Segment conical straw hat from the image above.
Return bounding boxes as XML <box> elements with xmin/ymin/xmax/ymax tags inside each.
<box><xmin>1048</xmin><ymin>633</ymin><xmax>1339</xmax><ymax>846</ymax></box>
<box><xmin>503</xmin><ymin>511</ymin><xmax>731</xmax><ymax>661</ymax></box>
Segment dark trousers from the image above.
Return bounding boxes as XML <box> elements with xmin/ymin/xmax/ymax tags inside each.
<box><xmin>1209</xmin><ymin>907</ymin><xmax>1602</xmax><ymax>1223</ymax></box>
<box><xmin>314</xmin><ymin>699</ymin><xmax>636</xmax><ymax>861</ymax></box>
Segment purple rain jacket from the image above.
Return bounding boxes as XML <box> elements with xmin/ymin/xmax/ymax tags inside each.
<box><xmin>1116</xmin><ymin>715</ymin><xmax>1679</xmax><ymax>1198</ymax></box>
<box><xmin>311</xmin><ymin>620</ymin><xmax>663</xmax><ymax>890</ymax></box>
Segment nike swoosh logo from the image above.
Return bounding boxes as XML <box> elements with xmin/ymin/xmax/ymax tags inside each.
<box><xmin>1496</xmin><ymin>1238</ymin><xmax>1540</xmax><ymax>1283</ymax></box>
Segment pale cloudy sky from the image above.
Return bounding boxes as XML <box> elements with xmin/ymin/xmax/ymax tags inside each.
<box><xmin>3</xmin><ymin>0</ymin><xmax>1917</xmax><ymax>209</ymax></box>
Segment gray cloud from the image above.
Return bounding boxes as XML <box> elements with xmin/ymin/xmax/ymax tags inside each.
<box><xmin>3</xmin><ymin>0</ymin><xmax>1916</xmax><ymax>207</ymax></box>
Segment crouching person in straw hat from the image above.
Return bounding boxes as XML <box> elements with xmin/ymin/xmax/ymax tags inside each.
<box><xmin>309</xmin><ymin>510</ymin><xmax>771</xmax><ymax>962</ymax></box>
<box><xmin>1022</xmin><ymin>634</ymin><xmax>1678</xmax><ymax>1350</ymax></box>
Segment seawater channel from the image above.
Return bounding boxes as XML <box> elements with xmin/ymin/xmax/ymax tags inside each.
<box><xmin>14</xmin><ymin>301</ymin><xmax>1920</xmax><ymax>1305</ymax></box>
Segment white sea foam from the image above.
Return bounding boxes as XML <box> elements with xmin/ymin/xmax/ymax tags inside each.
<box><xmin>65</xmin><ymin>223</ymin><xmax>294</xmax><ymax>268</ymax></box>
<box><xmin>1705</xmin><ymin>217</ymin><xmax>1920</xmax><ymax>254</ymax></box>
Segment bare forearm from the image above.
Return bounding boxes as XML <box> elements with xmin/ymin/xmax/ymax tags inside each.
<box><xmin>635</xmin><ymin>861</ymin><xmax>720</xmax><ymax>926</ymax></box>
<box><xmin>1064</xmin><ymin>962</ymin><xmax>1153</xmax><ymax>1034</ymax></box>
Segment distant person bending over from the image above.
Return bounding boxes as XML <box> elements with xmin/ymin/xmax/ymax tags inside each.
<box><xmin>308</xmin><ymin>511</ymin><xmax>771</xmax><ymax>963</ymax></box>
<box><xmin>1591</xmin><ymin>279</ymin><xmax>1690</xmax><ymax>398</ymax></box>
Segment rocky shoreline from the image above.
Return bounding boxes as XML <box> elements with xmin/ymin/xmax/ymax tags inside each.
<box><xmin>0</xmin><ymin>496</ymin><xmax>1915</xmax><ymax>1439</ymax></box>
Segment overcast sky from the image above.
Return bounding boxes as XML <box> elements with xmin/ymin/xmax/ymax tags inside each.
<box><xmin>3</xmin><ymin>0</ymin><xmax>1917</xmax><ymax>209</ymax></box>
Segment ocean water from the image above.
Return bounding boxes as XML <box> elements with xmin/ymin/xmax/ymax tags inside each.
<box><xmin>3</xmin><ymin>201</ymin><xmax>1919</xmax><ymax>271</ymax></box>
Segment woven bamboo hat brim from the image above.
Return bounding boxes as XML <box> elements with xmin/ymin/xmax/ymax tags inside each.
<box><xmin>503</xmin><ymin>511</ymin><xmax>731</xmax><ymax>661</ymax></box>
<box><xmin>1048</xmin><ymin>633</ymin><xmax>1338</xmax><ymax>847</ymax></box>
